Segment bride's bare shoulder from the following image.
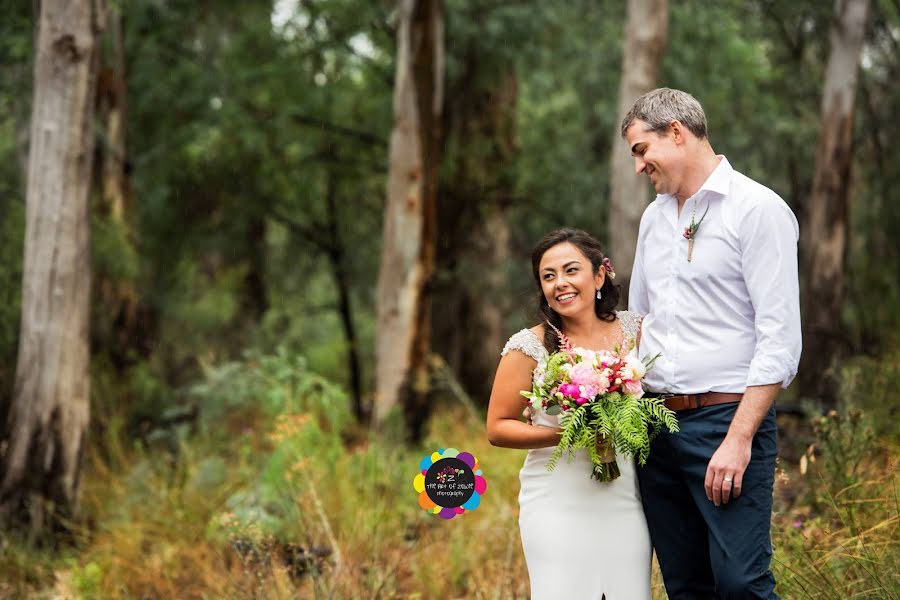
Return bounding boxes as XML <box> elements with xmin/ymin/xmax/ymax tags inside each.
<box><xmin>528</xmin><ymin>324</ymin><xmax>545</xmax><ymax>340</ymax></box>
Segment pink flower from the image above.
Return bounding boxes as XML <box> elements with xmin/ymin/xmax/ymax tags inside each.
<box><xmin>571</xmin><ymin>363</ymin><xmax>609</xmax><ymax>398</ymax></box>
<box><xmin>598</xmin><ymin>350</ymin><xmax>619</xmax><ymax>368</ymax></box>
<box><xmin>559</xmin><ymin>383</ymin><xmax>580</xmax><ymax>399</ymax></box>
<box><xmin>683</xmin><ymin>227</ymin><xmax>692</xmax><ymax>239</ymax></box>
<box><xmin>622</xmin><ymin>379</ymin><xmax>644</xmax><ymax>398</ymax></box>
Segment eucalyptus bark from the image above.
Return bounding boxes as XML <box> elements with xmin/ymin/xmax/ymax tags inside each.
<box><xmin>374</xmin><ymin>0</ymin><xmax>443</xmax><ymax>440</ymax></box>
<box><xmin>95</xmin><ymin>8</ymin><xmax>140</xmax><ymax>371</ymax></box>
<box><xmin>798</xmin><ymin>0</ymin><xmax>870</xmax><ymax>405</ymax></box>
<box><xmin>609</xmin><ymin>0</ymin><xmax>668</xmax><ymax>300</ymax></box>
<box><xmin>433</xmin><ymin>64</ymin><xmax>517</xmax><ymax>405</ymax></box>
<box><xmin>0</xmin><ymin>0</ymin><xmax>105</xmax><ymax>540</ymax></box>
<box><xmin>98</xmin><ymin>11</ymin><xmax>127</xmax><ymax>222</ymax></box>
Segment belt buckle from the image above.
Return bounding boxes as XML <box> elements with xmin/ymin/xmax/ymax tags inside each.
<box><xmin>692</xmin><ymin>393</ymin><xmax>703</xmax><ymax>409</ymax></box>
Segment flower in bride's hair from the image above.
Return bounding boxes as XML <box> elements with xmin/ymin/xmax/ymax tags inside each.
<box><xmin>602</xmin><ymin>257</ymin><xmax>616</xmax><ymax>280</ymax></box>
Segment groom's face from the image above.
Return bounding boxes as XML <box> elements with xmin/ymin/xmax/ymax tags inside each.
<box><xmin>625</xmin><ymin>119</ymin><xmax>680</xmax><ymax>196</ymax></box>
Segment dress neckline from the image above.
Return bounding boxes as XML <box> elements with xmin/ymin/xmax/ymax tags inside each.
<box><xmin>529</xmin><ymin>311</ymin><xmax>636</xmax><ymax>354</ymax></box>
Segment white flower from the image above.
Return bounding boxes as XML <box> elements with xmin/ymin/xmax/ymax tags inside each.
<box><xmin>573</xmin><ymin>348</ymin><xmax>597</xmax><ymax>364</ymax></box>
<box><xmin>622</xmin><ymin>355</ymin><xmax>647</xmax><ymax>380</ymax></box>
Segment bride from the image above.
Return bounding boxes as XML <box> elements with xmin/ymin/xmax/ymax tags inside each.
<box><xmin>486</xmin><ymin>228</ymin><xmax>651</xmax><ymax>600</ymax></box>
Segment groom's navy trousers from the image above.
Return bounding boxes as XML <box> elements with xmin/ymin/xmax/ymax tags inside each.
<box><xmin>637</xmin><ymin>401</ymin><xmax>779</xmax><ymax>600</ymax></box>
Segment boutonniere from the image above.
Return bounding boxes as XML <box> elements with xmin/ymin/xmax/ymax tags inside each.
<box><xmin>682</xmin><ymin>202</ymin><xmax>710</xmax><ymax>262</ymax></box>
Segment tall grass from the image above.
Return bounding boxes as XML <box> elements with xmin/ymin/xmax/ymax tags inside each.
<box><xmin>772</xmin><ymin>404</ymin><xmax>899</xmax><ymax>599</ymax></box>
<box><xmin>0</xmin><ymin>348</ymin><xmax>897</xmax><ymax>598</ymax></box>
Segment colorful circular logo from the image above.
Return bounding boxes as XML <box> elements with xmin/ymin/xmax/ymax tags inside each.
<box><xmin>413</xmin><ymin>448</ymin><xmax>486</xmax><ymax>519</ymax></box>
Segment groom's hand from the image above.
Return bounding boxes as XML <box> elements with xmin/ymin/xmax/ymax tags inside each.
<box><xmin>704</xmin><ymin>434</ymin><xmax>751</xmax><ymax>506</ymax></box>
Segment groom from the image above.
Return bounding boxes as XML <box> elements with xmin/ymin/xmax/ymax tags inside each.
<box><xmin>623</xmin><ymin>88</ymin><xmax>801</xmax><ymax>599</ymax></box>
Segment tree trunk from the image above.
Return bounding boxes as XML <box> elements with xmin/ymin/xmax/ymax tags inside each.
<box><xmin>374</xmin><ymin>0</ymin><xmax>443</xmax><ymax>440</ymax></box>
<box><xmin>95</xmin><ymin>8</ymin><xmax>140</xmax><ymax>373</ymax></box>
<box><xmin>798</xmin><ymin>0</ymin><xmax>870</xmax><ymax>406</ymax></box>
<box><xmin>323</xmin><ymin>169</ymin><xmax>364</xmax><ymax>422</ymax></box>
<box><xmin>98</xmin><ymin>11</ymin><xmax>127</xmax><ymax>222</ymax></box>
<box><xmin>433</xmin><ymin>63</ymin><xmax>517</xmax><ymax>405</ymax></box>
<box><xmin>609</xmin><ymin>0</ymin><xmax>668</xmax><ymax>301</ymax></box>
<box><xmin>0</xmin><ymin>0</ymin><xmax>105</xmax><ymax>541</ymax></box>
<box><xmin>242</xmin><ymin>215</ymin><xmax>268</xmax><ymax>323</ymax></box>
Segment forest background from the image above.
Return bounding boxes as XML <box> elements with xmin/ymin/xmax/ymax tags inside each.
<box><xmin>0</xmin><ymin>0</ymin><xmax>897</xmax><ymax>598</ymax></box>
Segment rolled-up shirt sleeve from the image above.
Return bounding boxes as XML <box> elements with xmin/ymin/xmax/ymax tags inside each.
<box><xmin>740</xmin><ymin>193</ymin><xmax>802</xmax><ymax>388</ymax></box>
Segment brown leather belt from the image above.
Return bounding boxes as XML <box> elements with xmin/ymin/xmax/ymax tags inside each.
<box><xmin>661</xmin><ymin>392</ymin><xmax>743</xmax><ymax>412</ymax></box>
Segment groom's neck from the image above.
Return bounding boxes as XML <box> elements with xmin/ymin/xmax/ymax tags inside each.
<box><xmin>675</xmin><ymin>142</ymin><xmax>720</xmax><ymax>207</ymax></box>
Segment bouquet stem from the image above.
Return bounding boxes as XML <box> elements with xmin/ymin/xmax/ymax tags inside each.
<box><xmin>591</xmin><ymin>461</ymin><xmax>621</xmax><ymax>482</ymax></box>
<box><xmin>592</xmin><ymin>436</ymin><xmax>621</xmax><ymax>482</ymax></box>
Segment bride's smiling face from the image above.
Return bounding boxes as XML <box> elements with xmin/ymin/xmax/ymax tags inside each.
<box><xmin>538</xmin><ymin>242</ymin><xmax>604</xmax><ymax>317</ymax></box>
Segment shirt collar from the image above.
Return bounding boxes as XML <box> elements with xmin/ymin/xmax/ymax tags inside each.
<box><xmin>698</xmin><ymin>155</ymin><xmax>733</xmax><ymax>197</ymax></box>
<box><xmin>654</xmin><ymin>155</ymin><xmax>733</xmax><ymax>207</ymax></box>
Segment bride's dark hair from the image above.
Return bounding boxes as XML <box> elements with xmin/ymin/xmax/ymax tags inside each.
<box><xmin>531</xmin><ymin>228</ymin><xmax>620</xmax><ymax>353</ymax></box>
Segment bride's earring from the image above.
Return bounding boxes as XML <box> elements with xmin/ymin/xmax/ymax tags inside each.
<box><xmin>596</xmin><ymin>289</ymin><xmax>602</xmax><ymax>300</ymax></box>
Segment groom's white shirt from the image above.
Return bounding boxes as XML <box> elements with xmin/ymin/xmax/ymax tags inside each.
<box><xmin>629</xmin><ymin>156</ymin><xmax>801</xmax><ymax>394</ymax></box>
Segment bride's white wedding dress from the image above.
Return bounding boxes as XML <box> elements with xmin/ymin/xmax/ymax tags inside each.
<box><xmin>502</xmin><ymin>311</ymin><xmax>651</xmax><ymax>600</ymax></box>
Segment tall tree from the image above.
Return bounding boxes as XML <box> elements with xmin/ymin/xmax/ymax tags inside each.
<box><xmin>433</xmin><ymin>58</ymin><xmax>517</xmax><ymax>404</ymax></box>
<box><xmin>0</xmin><ymin>0</ymin><xmax>105</xmax><ymax>540</ymax></box>
<box><xmin>609</xmin><ymin>0</ymin><xmax>669</xmax><ymax>298</ymax></box>
<box><xmin>94</xmin><ymin>7</ymin><xmax>140</xmax><ymax>372</ymax></box>
<box><xmin>798</xmin><ymin>0</ymin><xmax>870</xmax><ymax>405</ymax></box>
<box><xmin>374</xmin><ymin>0</ymin><xmax>444</xmax><ymax>440</ymax></box>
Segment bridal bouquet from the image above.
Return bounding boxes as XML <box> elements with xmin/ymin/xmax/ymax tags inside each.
<box><xmin>521</xmin><ymin>325</ymin><xmax>679</xmax><ymax>482</ymax></box>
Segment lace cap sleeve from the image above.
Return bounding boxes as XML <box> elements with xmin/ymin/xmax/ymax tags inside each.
<box><xmin>617</xmin><ymin>310</ymin><xmax>643</xmax><ymax>342</ymax></box>
<box><xmin>501</xmin><ymin>329</ymin><xmax>548</xmax><ymax>363</ymax></box>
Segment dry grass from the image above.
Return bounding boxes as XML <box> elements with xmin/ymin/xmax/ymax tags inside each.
<box><xmin>1</xmin><ymin>363</ymin><xmax>897</xmax><ymax>598</ymax></box>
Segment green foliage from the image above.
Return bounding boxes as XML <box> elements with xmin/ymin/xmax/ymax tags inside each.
<box><xmin>0</xmin><ymin>0</ymin><xmax>898</xmax><ymax>596</ymax></box>
<box><xmin>773</xmin><ymin>401</ymin><xmax>899</xmax><ymax>599</ymax></box>
<box><xmin>808</xmin><ymin>405</ymin><xmax>875</xmax><ymax>511</ymax></box>
<box><xmin>0</xmin><ymin>196</ymin><xmax>23</xmax><ymax>398</ymax></box>
<box><xmin>92</xmin><ymin>209</ymin><xmax>140</xmax><ymax>284</ymax></box>
<box><xmin>188</xmin><ymin>347</ymin><xmax>353</xmax><ymax>544</ymax></box>
<box><xmin>547</xmin><ymin>392</ymin><xmax>679</xmax><ymax>474</ymax></box>
<box><xmin>72</xmin><ymin>561</ymin><xmax>103</xmax><ymax>597</ymax></box>
<box><xmin>510</xmin><ymin>0</ymin><xmax>625</xmax><ymax>248</ymax></box>
<box><xmin>0</xmin><ymin>0</ymin><xmax>29</xmax><ymax>406</ymax></box>
<box><xmin>190</xmin><ymin>346</ymin><xmax>351</xmax><ymax>431</ymax></box>
<box><xmin>837</xmin><ymin>351</ymin><xmax>900</xmax><ymax>442</ymax></box>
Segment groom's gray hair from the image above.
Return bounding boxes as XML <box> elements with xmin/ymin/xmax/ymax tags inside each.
<box><xmin>620</xmin><ymin>88</ymin><xmax>708</xmax><ymax>140</ymax></box>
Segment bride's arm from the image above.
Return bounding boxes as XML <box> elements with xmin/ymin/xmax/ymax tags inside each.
<box><xmin>486</xmin><ymin>350</ymin><xmax>561</xmax><ymax>449</ymax></box>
